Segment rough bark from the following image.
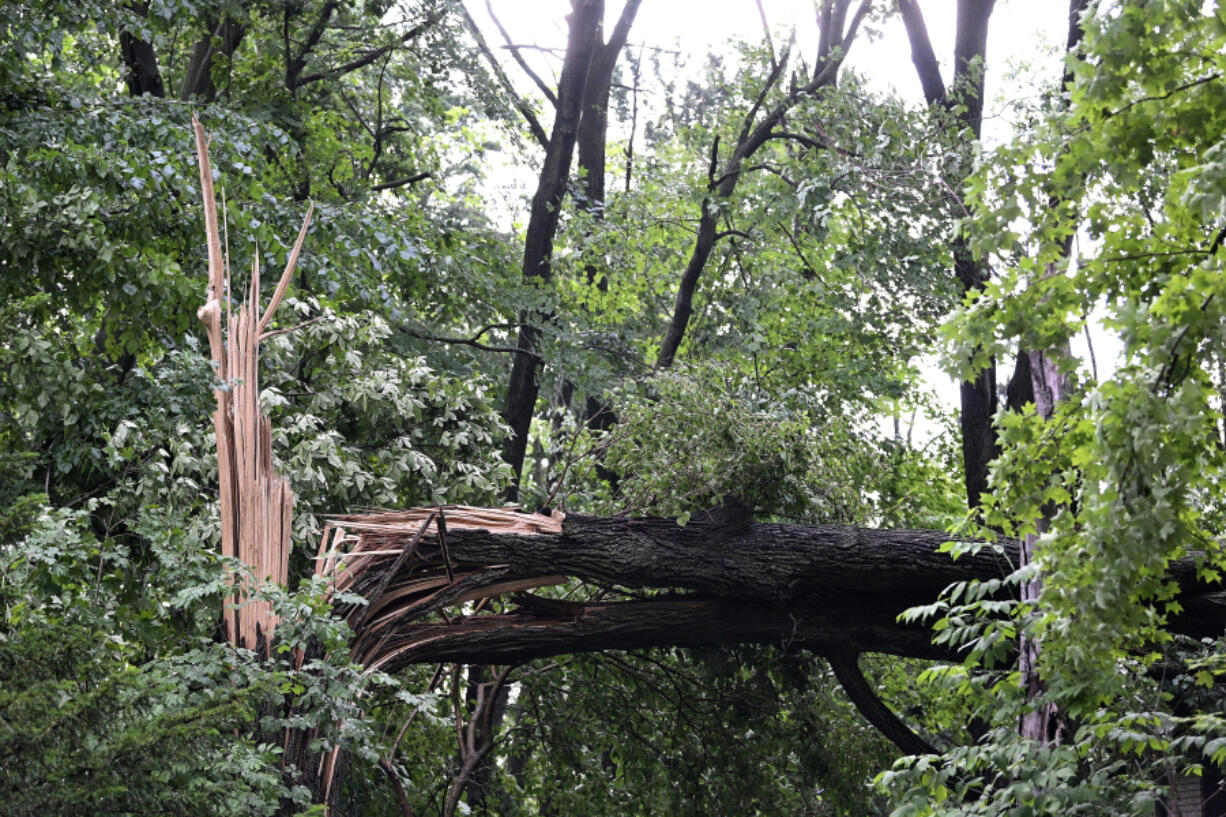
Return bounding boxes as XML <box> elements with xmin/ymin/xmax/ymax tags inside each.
<box><xmin>325</xmin><ymin>512</ymin><xmax>1226</xmax><ymax>675</ymax></box>
<box><xmin>501</xmin><ymin>0</ymin><xmax>603</xmax><ymax>500</ymax></box>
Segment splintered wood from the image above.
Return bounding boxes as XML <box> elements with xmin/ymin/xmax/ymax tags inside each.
<box><xmin>315</xmin><ymin>506</ymin><xmax>565</xmax><ymax>669</ymax></box>
<box><xmin>194</xmin><ymin>115</ymin><xmax>313</xmax><ymax>651</ymax></box>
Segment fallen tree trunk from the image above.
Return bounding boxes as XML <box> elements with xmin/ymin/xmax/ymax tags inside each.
<box><xmin>318</xmin><ymin>508</ymin><xmax>1226</xmax><ymax>673</ymax></box>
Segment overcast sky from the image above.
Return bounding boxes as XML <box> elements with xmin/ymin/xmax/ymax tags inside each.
<box><xmin>472</xmin><ymin>1</ymin><xmax>1071</xmax><ymax>139</ymax></box>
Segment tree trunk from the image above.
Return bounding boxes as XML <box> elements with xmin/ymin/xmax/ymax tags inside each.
<box><xmin>898</xmin><ymin>0</ymin><xmax>999</xmax><ymax>509</ymax></box>
<box><xmin>324</xmin><ymin>511</ymin><xmax>1226</xmax><ymax>675</ymax></box>
<box><xmin>501</xmin><ymin>0</ymin><xmax>603</xmax><ymax>500</ymax></box>
<box><xmin>119</xmin><ymin>3</ymin><xmax>165</xmax><ymax>98</ymax></box>
<box><xmin>180</xmin><ymin>18</ymin><xmax>246</xmax><ymax>101</ymax></box>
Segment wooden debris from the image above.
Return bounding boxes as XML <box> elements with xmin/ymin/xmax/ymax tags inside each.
<box><xmin>194</xmin><ymin>114</ymin><xmax>313</xmax><ymax>650</ymax></box>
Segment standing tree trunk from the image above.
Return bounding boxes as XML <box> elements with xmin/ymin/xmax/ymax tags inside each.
<box><xmin>1017</xmin><ymin>0</ymin><xmax>1090</xmax><ymax>746</ymax></box>
<box><xmin>501</xmin><ymin>0</ymin><xmax>603</xmax><ymax>500</ymax></box>
<box><xmin>180</xmin><ymin>17</ymin><xmax>246</xmax><ymax>101</ymax></box>
<box><xmin>899</xmin><ymin>0</ymin><xmax>999</xmax><ymax>509</ymax></box>
<box><xmin>119</xmin><ymin>2</ymin><xmax>165</xmax><ymax>98</ymax></box>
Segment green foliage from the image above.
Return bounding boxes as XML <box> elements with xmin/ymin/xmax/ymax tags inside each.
<box><xmin>883</xmin><ymin>2</ymin><xmax>1226</xmax><ymax>814</ymax></box>
<box><xmin>501</xmin><ymin>649</ymin><xmax>897</xmax><ymax>817</ymax></box>
<box><xmin>596</xmin><ymin>365</ymin><xmax>881</xmax><ymax>524</ymax></box>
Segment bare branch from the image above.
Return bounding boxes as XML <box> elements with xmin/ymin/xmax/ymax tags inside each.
<box><xmin>402</xmin><ymin>326</ymin><xmax>542</xmax><ymax>362</ymax></box>
<box><xmin>754</xmin><ymin>0</ymin><xmax>778</xmax><ymax>73</ymax></box>
<box><xmin>713</xmin><ymin>229</ymin><xmax>752</xmax><ymax>244</ymax></box>
<box><xmin>606</xmin><ymin>0</ymin><xmax>644</xmax><ymax>57</ymax></box>
<box><xmin>736</xmin><ymin>41</ymin><xmax>791</xmax><ymax>150</ymax></box>
<box><xmin>298</xmin><ymin>12</ymin><xmax>443</xmax><ymax>86</ymax></box>
<box><xmin>777</xmin><ymin>220</ymin><xmax>821</xmax><ymax>282</ymax></box>
<box><xmin>458</xmin><ymin>1</ymin><xmax>549</xmax><ymax>148</ymax></box>
<box><xmin>371</xmin><ymin>172</ymin><xmax>431</xmax><ymax>192</ymax></box>
<box><xmin>485</xmin><ymin>0</ymin><xmax>557</xmax><ymax>105</ymax></box>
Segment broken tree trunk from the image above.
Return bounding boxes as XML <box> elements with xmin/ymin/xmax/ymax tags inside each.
<box><xmin>314</xmin><ymin>507</ymin><xmax>1226</xmax><ymax>674</ymax></box>
<box><xmin>194</xmin><ymin>115</ymin><xmax>312</xmax><ymax>650</ymax></box>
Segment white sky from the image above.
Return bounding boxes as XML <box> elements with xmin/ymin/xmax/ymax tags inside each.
<box><xmin>473</xmin><ymin>1</ymin><xmax>1070</xmax><ymax>134</ymax></box>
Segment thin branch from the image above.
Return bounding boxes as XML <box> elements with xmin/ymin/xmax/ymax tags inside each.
<box><xmin>1208</xmin><ymin>224</ymin><xmax>1226</xmax><ymax>257</ymax></box>
<box><xmin>260</xmin><ymin>314</ymin><xmax>327</xmax><ymax>340</ymax></box>
<box><xmin>484</xmin><ymin>0</ymin><xmax>556</xmax><ymax>105</ymax></box>
<box><xmin>402</xmin><ymin>327</ymin><xmax>543</xmax><ymax>362</ymax></box>
<box><xmin>458</xmin><ymin>1</ymin><xmax>548</xmax><ymax>148</ymax></box>
<box><xmin>1102</xmin><ymin>73</ymin><xmax>1221</xmax><ymax>121</ymax></box>
<box><xmin>713</xmin><ymin>229</ymin><xmax>752</xmax><ymax>243</ymax></box>
<box><xmin>298</xmin><ymin>12</ymin><xmax>443</xmax><ymax>86</ymax></box>
<box><xmin>754</xmin><ymin>0</ymin><xmax>777</xmax><ymax>73</ymax></box>
<box><xmin>371</xmin><ymin>172</ymin><xmax>431</xmax><ymax>192</ymax></box>
<box><xmin>736</xmin><ymin>42</ymin><xmax>791</xmax><ymax>150</ymax></box>
<box><xmin>777</xmin><ymin>220</ymin><xmax>822</xmax><ymax>282</ymax></box>
<box><xmin>379</xmin><ymin>759</ymin><xmax>417</xmax><ymax>817</ymax></box>
<box><xmin>761</xmin><ymin>130</ymin><xmax>825</xmax><ymax>151</ymax></box>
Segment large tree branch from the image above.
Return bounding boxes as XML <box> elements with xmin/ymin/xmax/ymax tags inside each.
<box><xmin>897</xmin><ymin>0</ymin><xmax>945</xmax><ymax>105</ymax></box>
<box><xmin>828</xmin><ymin>649</ymin><xmax>939</xmax><ymax>756</ymax></box>
<box><xmin>287</xmin><ymin>0</ymin><xmax>340</xmax><ymax>91</ymax></box>
<box><xmin>321</xmin><ymin>510</ymin><xmax>1226</xmax><ymax>674</ymax></box>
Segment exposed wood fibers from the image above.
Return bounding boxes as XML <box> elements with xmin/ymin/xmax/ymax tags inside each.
<box><xmin>194</xmin><ymin>115</ymin><xmax>313</xmax><ymax>650</ymax></box>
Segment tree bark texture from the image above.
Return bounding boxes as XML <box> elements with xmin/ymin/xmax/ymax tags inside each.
<box><xmin>321</xmin><ymin>511</ymin><xmax>1226</xmax><ymax>676</ymax></box>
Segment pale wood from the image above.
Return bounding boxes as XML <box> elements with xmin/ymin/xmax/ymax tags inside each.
<box><xmin>194</xmin><ymin>115</ymin><xmax>312</xmax><ymax>650</ymax></box>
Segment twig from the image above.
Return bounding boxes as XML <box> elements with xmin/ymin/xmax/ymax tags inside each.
<box><xmin>372</xmin><ymin>172</ymin><xmax>431</xmax><ymax>191</ymax></box>
<box><xmin>484</xmin><ymin>0</ymin><xmax>556</xmax><ymax>105</ymax></box>
<box><xmin>402</xmin><ymin>326</ymin><xmax>543</xmax><ymax>362</ymax></box>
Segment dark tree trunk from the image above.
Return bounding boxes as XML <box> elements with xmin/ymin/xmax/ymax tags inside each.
<box><xmin>898</xmin><ymin>0</ymin><xmax>999</xmax><ymax>509</ymax></box>
<box><xmin>331</xmin><ymin>513</ymin><xmax>1226</xmax><ymax>675</ymax></box>
<box><xmin>119</xmin><ymin>3</ymin><xmax>165</xmax><ymax>98</ymax></box>
<box><xmin>180</xmin><ymin>18</ymin><xmax>246</xmax><ymax>101</ymax></box>
<box><xmin>501</xmin><ymin>0</ymin><xmax>603</xmax><ymax>500</ymax></box>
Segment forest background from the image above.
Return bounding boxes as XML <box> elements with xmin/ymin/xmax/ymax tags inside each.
<box><xmin>2</xmin><ymin>1</ymin><xmax>1226</xmax><ymax>816</ymax></box>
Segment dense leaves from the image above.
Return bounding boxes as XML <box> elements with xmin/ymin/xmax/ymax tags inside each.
<box><xmin>4</xmin><ymin>1</ymin><xmax>1225</xmax><ymax>816</ymax></box>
